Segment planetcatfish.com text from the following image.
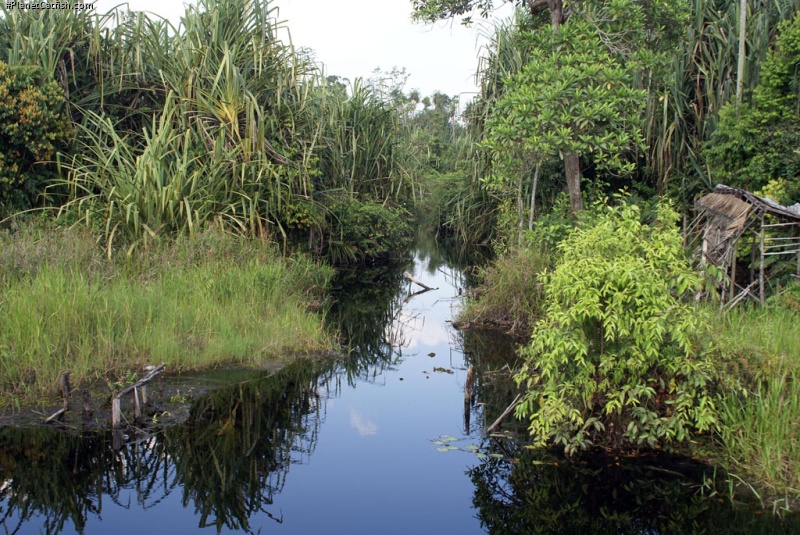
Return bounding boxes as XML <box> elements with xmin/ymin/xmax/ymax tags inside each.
<box><xmin>5</xmin><ymin>2</ymin><xmax>95</xmax><ymax>10</ymax></box>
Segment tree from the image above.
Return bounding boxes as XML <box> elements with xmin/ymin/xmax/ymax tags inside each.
<box><xmin>414</xmin><ymin>0</ymin><xmax>688</xmax><ymax>213</ymax></box>
<box><xmin>482</xmin><ymin>20</ymin><xmax>647</xmax><ymax>214</ymax></box>
<box><xmin>513</xmin><ymin>199</ymin><xmax>717</xmax><ymax>454</ymax></box>
<box><xmin>706</xmin><ymin>12</ymin><xmax>800</xmax><ymax>202</ymax></box>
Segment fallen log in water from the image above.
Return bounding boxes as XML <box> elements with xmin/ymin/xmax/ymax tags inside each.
<box><xmin>403</xmin><ymin>271</ymin><xmax>437</xmax><ymax>291</ymax></box>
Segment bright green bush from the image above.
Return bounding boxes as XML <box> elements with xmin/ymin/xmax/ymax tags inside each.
<box><xmin>0</xmin><ymin>60</ymin><xmax>73</xmax><ymax>210</ymax></box>
<box><xmin>514</xmin><ymin>200</ymin><xmax>717</xmax><ymax>454</ymax></box>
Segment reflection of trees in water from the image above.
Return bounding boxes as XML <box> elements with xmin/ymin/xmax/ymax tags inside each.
<box><xmin>455</xmin><ymin>323</ymin><xmax>800</xmax><ymax>533</ymax></box>
<box><xmin>0</xmin><ymin>427</ymin><xmax>114</xmax><ymax>534</ymax></box>
<box><xmin>456</xmin><ymin>327</ymin><xmax>526</xmax><ymax>436</ymax></box>
<box><xmin>0</xmin><ymin>362</ymin><xmax>325</xmax><ymax>534</ymax></box>
<box><xmin>325</xmin><ymin>263</ymin><xmax>410</xmax><ymax>388</ymax></box>
<box><xmin>470</xmin><ymin>445</ymin><xmax>800</xmax><ymax>534</ymax></box>
<box><xmin>164</xmin><ymin>363</ymin><xmax>323</xmax><ymax>532</ymax></box>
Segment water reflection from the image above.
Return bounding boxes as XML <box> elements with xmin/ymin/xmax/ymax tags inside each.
<box><xmin>0</xmin><ymin>362</ymin><xmax>325</xmax><ymax>534</ymax></box>
<box><xmin>469</xmin><ymin>445</ymin><xmax>800</xmax><ymax>534</ymax></box>
<box><xmin>1</xmin><ymin>241</ymin><xmax>799</xmax><ymax>534</ymax></box>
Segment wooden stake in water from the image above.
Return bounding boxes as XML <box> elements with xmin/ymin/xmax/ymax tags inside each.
<box><xmin>112</xmin><ymin>398</ymin><xmax>121</xmax><ymax>429</ymax></box>
<box><xmin>133</xmin><ymin>387</ymin><xmax>141</xmax><ymax>421</ymax></box>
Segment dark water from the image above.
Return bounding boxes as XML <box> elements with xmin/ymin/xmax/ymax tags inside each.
<box><xmin>1</xmin><ymin>240</ymin><xmax>799</xmax><ymax>534</ymax></box>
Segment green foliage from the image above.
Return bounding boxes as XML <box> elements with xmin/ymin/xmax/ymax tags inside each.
<box><xmin>1</xmin><ymin>1</ymin><xmax>410</xmax><ymax>264</ymax></box>
<box><xmin>0</xmin><ymin>60</ymin><xmax>73</xmax><ymax>210</ymax></box>
<box><xmin>459</xmin><ymin>245</ymin><xmax>550</xmax><ymax>332</ymax></box>
<box><xmin>712</xmin><ymin>301</ymin><xmax>800</xmax><ymax>502</ymax></box>
<box><xmin>646</xmin><ymin>0</ymin><xmax>800</xmax><ymax>195</ymax></box>
<box><xmin>322</xmin><ymin>198</ymin><xmax>413</xmax><ymax>266</ymax></box>
<box><xmin>706</xmin><ymin>12</ymin><xmax>800</xmax><ymax>199</ymax></box>
<box><xmin>514</xmin><ymin>199</ymin><xmax>717</xmax><ymax>454</ymax></box>
<box><xmin>482</xmin><ymin>20</ymin><xmax>647</xmax><ymax>182</ymax></box>
<box><xmin>0</xmin><ymin>225</ymin><xmax>333</xmax><ymax>399</ymax></box>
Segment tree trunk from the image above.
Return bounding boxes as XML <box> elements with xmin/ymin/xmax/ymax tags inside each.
<box><xmin>736</xmin><ymin>0</ymin><xmax>747</xmax><ymax>111</ymax></box>
<box><xmin>528</xmin><ymin>164</ymin><xmax>539</xmax><ymax>230</ymax></box>
<box><xmin>548</xmin><ymin>0</ymin><xmax>563</xmax><ymax>31</ymax></box>
<box><xmin>564</xmin><ymin>151</ymin><xmax>583</xmax><ymax>213</ymax></box>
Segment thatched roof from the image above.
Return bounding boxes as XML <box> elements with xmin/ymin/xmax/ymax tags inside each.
<box><xmin>696</xmin><ymin>192</ymin><xmax>752</xmax><ymax>235</ymax></box>
<box><xmin>705</xmin><ymin>184</ymin><xmax>800</xmax><ymax>222</ymax></box>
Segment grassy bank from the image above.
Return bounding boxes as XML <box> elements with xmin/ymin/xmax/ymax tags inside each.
<box><xmin>713</xmin><ymin>299</ymin><xmax>800</xmax><ymax>508</ymax></box>
<box><xmin>457</xmin><ymin>246</ymin><xmax>549</xmax><ymax>334</ymax></box>
<box><xmin>0</xmin><ymin>225</ymin><xmax>334</xmax><ymax>405</ymax></box>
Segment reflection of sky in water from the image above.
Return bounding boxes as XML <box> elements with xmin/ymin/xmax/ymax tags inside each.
<box><xmin>388</xmin><ymin>252</ymin><xmax>465</xmax><ymax>353</ymax></box>
<box><xmin>349</xmin><ymin>410</ymin><xmax>379</xmax><ymax>436</ymax></box>
<box><xmin>0</xmin><ymin>250</ymin><xmax>486</xmax><ymax>535</ymax></box>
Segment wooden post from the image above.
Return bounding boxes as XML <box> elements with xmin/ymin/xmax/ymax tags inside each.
<box><xmin>760</xmin><ymin>212</ymin><xmax>766</xmax><ymax>305</ymax></box>
<box><xmin>82</xmin><ymin>389</ymin><xmax>91</xmax><ymax>420</ymax></box>
<box><xmin>750</xmin><ymin>231</ymin><xmax>757</xmax><ymax>284</ymax></box>
<box><xmin>729</xmin><ymin>240</ymin><xmax>738</xmax><ymax>305</ymax></box>
<box><xmin>112</xmin><ymin>398</ymin><xmax>121</xmax><ymax>429</ymax></box>
<box><xmin>133</xmin><ymin>387</ymin><xmax>141</xmax><ymax>421</ymax></box>
<box><xmin>60</xmin><ymin>371</ymin><xmax>70</xmax><ymax>410</ymax></box>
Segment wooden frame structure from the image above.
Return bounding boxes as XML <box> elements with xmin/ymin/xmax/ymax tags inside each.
<box><xmin>688</xmin><ymin>185</ymin><xmax>800</xmax><ymax>307</ymax></box>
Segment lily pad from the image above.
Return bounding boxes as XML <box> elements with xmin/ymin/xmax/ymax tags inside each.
<box><xmin>475</xmin><ymin>452</ymin><xmax>487</xmax><ymax>460</ymax></box>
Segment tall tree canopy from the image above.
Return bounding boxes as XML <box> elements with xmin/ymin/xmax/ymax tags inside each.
<box><xmin>413</xmin><ymin>0</ymin><xmax>688</xmax><ymax>213</ymax></box>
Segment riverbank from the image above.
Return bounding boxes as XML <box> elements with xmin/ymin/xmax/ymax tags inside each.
<box><xmin>458</xmin><ymin>237</ymin><xmax>800</xmax><ymax>512</ymax></box>
<box><xmin>0</xmin><ymin>224</ymin><xmax>334</xmax><ymax>410</ymax></box>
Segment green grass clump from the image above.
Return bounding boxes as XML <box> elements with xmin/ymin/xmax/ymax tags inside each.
<box><xmin>713</xmin><ymin>302</ymin><xmax>800</xmax><ymax>504</ymax></box>
<box><xmin>458</xmin><ymin>245</ymin><xmax>550</xmax><ymax>333</ymax></box>
<box><xmin>0</xmin><ymin>226</ymin><xmax>333</xmax><ymax>401</ymax></box>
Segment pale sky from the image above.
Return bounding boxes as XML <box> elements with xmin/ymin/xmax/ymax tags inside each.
<box><xmin>92</xmin><ymin>0</ymin><xmax>514</xmax><ymax>107</ymax></box>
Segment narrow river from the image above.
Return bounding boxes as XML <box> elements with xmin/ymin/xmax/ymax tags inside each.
<box><xmin>1</xmin><ymin>240</ymin><xmax>798</xmax><ymax>533</ymax></box>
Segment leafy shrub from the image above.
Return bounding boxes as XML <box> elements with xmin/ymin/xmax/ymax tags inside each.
<box><xmin>705</xmin><ymin>13</ymin><xmax>800</xmax><ymax>200</ymax></box>
<box><xmin>0</xmin><ymin>60</ymin><xmax>73</xmax><ymax>210</ymax></box>
<box><xmin>514</xmin><ymin>199</ymin><xmax>717</xmax><ymax>454</ymax></box>
<box><xmin>322</xmin><ymin>198</ymin><xmax>412</xmax><ymax>266</ymax></box>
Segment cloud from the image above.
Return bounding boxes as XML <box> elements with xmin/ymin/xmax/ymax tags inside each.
<box><xmin>349</xmin><ymin>410</ymin><xmax>378</xmax><ymax>436</ymax></box>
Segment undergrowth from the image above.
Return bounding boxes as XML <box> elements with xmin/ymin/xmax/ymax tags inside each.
<box><xmin>711</xmin><ymin>296</ymin><xmax>800</xmax><ymax>508</ymax></box>
<box><xmin>0</xmin><ymin>224</ymin><xmax>334</xmax><ymax>404</ymax></box>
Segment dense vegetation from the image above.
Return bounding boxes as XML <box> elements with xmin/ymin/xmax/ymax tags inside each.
<box><xmin>1</xmin><ymin>0</ymin><xmax>799</xmax><ymax>515</ymax></box>
<box><xmin>0</xmin><ymin>225</ymin><xmax>333</xmax><ymax>405</ymax></box>
<box><xmin>0</xmin><ymin>0</ymin><xmax>414</xmax><ymax>265</ymax></box>
<box><xmin>412</xmin><ymin>0</ymin><xmax>800</xmax><ymax>511</ymax></box>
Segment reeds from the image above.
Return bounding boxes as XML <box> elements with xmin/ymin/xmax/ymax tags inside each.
<box><xmin>2</xmin><ymin>0</ymin><xmax>409</xmax><ymax>254</ymax></box>
<box><xmin>713</xmin><ymin>304</ymin><xmax>800</xmax><ymax>503</ymax></box>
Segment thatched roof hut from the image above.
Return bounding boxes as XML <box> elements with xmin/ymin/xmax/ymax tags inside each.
<box><xmin>690</xmin><ymin>185</ymin><xmax>800</xmax><ymax>307</ymax></box>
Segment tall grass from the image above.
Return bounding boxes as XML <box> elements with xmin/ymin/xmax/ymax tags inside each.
<box><xmin>713</xmin><ymin>303</ymin><xmax>800</xmax><ymax>504</ymax></box>
<box><xmin>0</xmin><ymin>226</ymin><xmax>333</xmax><ymax>402</ymax></box>
<box><xmin>2</xmin><ymin>0</ymin><xmax>410</xmax><ymax>258</ymax></box>
<box><xmin>458</xmin><ymin>245</ymin><xmax>550</xmax><ymax>333</ymax></box>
